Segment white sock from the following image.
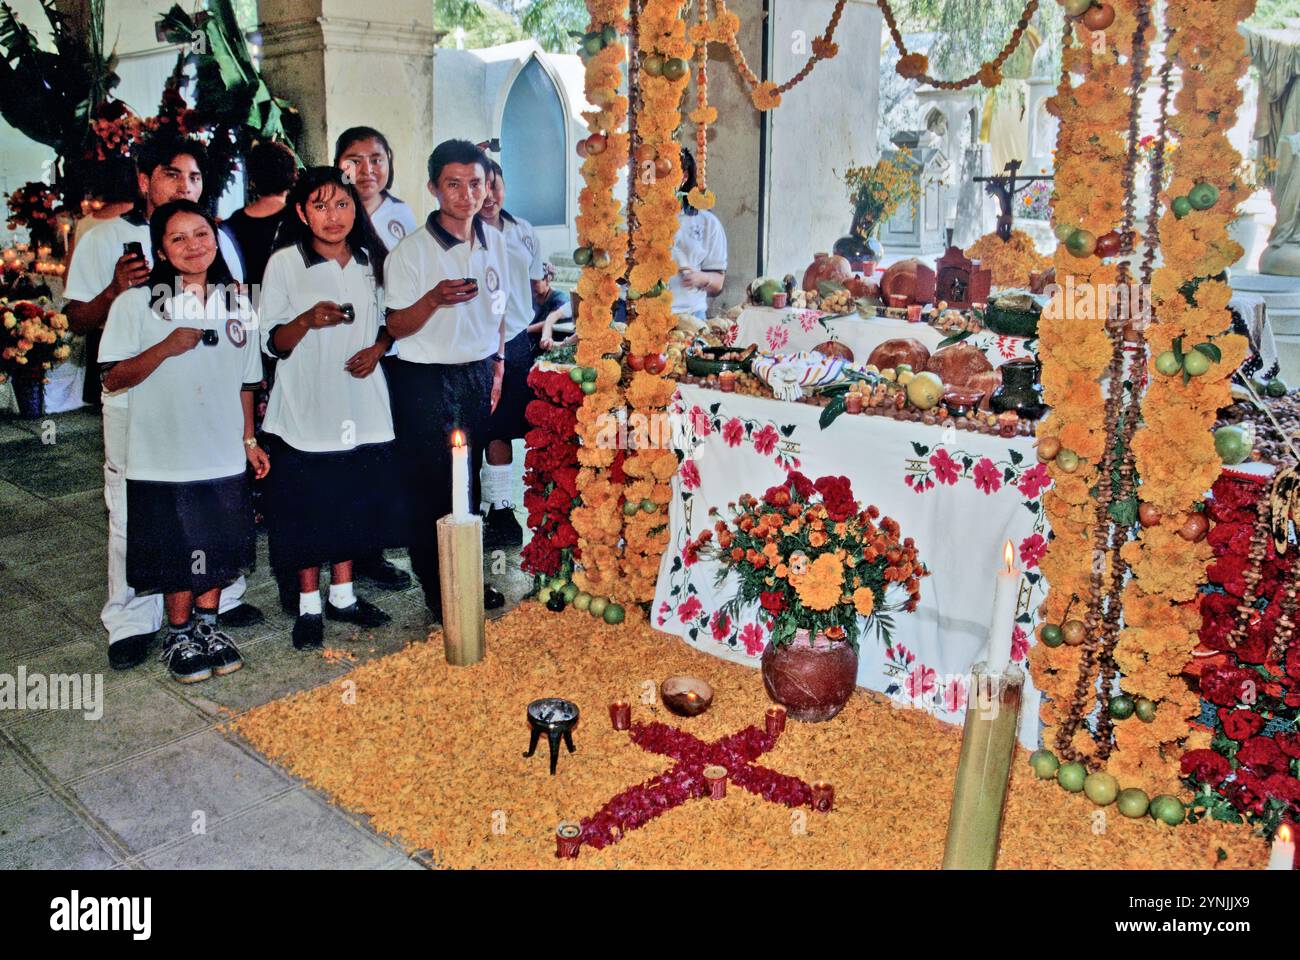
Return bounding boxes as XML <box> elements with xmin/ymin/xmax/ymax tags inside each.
<box><xmin>329</xmin><ymin>581</ymin><xmax>356</xmax><ymax>609</ymax></box>
<box><xmin>480</xmin><ymin>463</ymin><xmax>513</xmax><ymax>510</ymax></box>
<box><xmin>299</xmin><ymin>591</ymin><xmax>322</xmax><ymax>616</ymax></box>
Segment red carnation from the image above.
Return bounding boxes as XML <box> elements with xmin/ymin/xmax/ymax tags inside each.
<box><xmin>1277</xmin><ymin>733</ymin><xmax>1300</xmax><ymax>759</ymax></box>
<box><xmin>1200</xmin><ymin>665</ymin><xmax>1258</xmax><ymax>707</ymax></box>
<box><xmin>1218</xmin><ymin>708</ymin><xmax>1265</xmax><ymax>741</ymax></box>
<box><xmin>1180</xmin><ymin>748</ymin><xmax>1231</xmax><ymax>785</ymax></box>
<box><xmin>759</xmin><ymin>591</ymin><xmax>786</xmax><ymax>614</ymax></box>
<box><xmin>1237</xmin><ymin>736</ymin><xmax>1290</xmax><ymax>777</ymax></box>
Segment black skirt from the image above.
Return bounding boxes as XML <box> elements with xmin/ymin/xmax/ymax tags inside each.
<box><xmin>486</xmin><ymin>330</ymin><xmax>536</xmax><ymax>442</ymax></box>
<box><xmin>126</xmin><ymin>473</ymin><xmax>254</xmax><ymax>596</ymax></box>
<box><xmin>262</xmin><ymin>434</ymin><xmax>402</xmax><ymax>575</ymax></box>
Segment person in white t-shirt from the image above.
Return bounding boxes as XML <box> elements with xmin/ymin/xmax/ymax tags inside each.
<box><xmin>667</xmin><ymin>147</ymin><xmax>728</xmax><ymax>320</ymax></box>
<box><xmin>384</xmin><ymin>139</ymin><xmax>510</xmax><ymax>620</ymax></box>
<box><xmin>477</xmin><ymin>159</ymin><xmax>544</xmax><ymax>549</ymax></box>
<box><xmin>98</xmin><ymin>200</ymin><xmax>268</xmax><ymax>685</ymax></box>
<box><xmin>333</xmin><ymin>126</ymin><xmax>417</xmax><ymax>596</ymax></box>
<box><xmin>259</xmin><ymin>167</ymin><xmax>400</xmax><ymax>650</ymax></box>
<box><xmin>63</xmin><ymin>135</ymin><xmax>260</xmax><ymax>672</ymax></box>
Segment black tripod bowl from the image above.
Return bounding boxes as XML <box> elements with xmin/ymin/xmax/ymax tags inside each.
<box><xmin>524</xmin><ymin>698</ymin><xmax>579</xmax><ymax>775</ymax></box>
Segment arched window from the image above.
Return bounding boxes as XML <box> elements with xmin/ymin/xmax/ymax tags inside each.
<box><xmin>500</xmin><ymin>58</ymin><xmax>566</xmax><ymax>227</ymax></box>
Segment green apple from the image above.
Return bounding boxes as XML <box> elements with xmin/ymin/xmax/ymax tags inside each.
<box><xmin>538</xmin><ymin>587</ymin><xmax>553</xmax><ymax>604</ymax></box>
<box><xmin>548</xmin><ymin>577</ymin><xmax>567</xmax><ymax>592</ymax></box>
<box><xmin>1117</xmin><ymin>788</ymin><xmax>1150</xmax><ymax>818</ymax></box>
<box><xmin>643</xmin><ymin>54</ymin><xmax>665</xmax><ymax>76</ymax></box>
<box><xmin>1135</xmin><ymin>698</ymin><xmax>1157</xmax><ymax>723</ymax></box>
<box><xmin>574</xmin><ymin>246</ymin><xmax>593</xmax><ymax>266</ymax></box>
<box><xmin>1188</xmin><ymin>182</ymin><xmax>1220</xmax><ymax>210</ymax></box>
<box><xmin>1041</xmin><ymin>623</ymin><xmax>1064</xmax><ymax>647</ymax></box>
<box><xmin>572</xmin><ymin>591</ymin><xmax>592</xmax><ymax>612</ymax></box>
<box><xmin>1054</xmin><ymin>221</ymin><xmax>1077</xmax><ymax>242</ymax></box>
<box><xmin>1150</xmin><ymin>794</ymin><xmax>1186</xmax><ymax>826</ymax></box>
<box><xmin>1182</xmin><ymin>349</ymin><xmax>1212</xmax><ymax>377</ymax></box>
<box><xmin>1214</xmin><ymin>425</ymin><xmax>1252</xmax><ymax>465</ymax></box>
<box><xmin>662</xmin><ymin>57</ymin><xmax>689</xmax><ymax>81</ymax></box>
<box><xmin>1266</xmin><ymin>378</ymin><xmax>1288</xmax><ymax>398</ymax></box>
<box><xmin>580</xmin><ymin>381</ymin><xmax>598</xmax><ymax>395</ymax></box>
<box><xmin>1154</xmin><ymin>351</ymin><xmax>1181</xmax><ymax>376</ymax></box>
<box><xmin>640</xmin><ymin>498</ymin><xmax>656</xmax><ymax>513</ymax></box>
<box><xmin>582</xmin><ymin>366</ymin><xmax>598</xmax><ymax>382</ymax></box>
<box><xmin>1109</xmin><ymin>695</ymin><xmax>1136</xmax><ymax>720</ymax></box>
<box><xmin>569</xmin><ymin>366</ymin><xmax>586</xmax><ymax>383</ymax></box>
<box><xmin>1030</xmin><ymin>749</ymin><xmax>1060</xmax><ymax>779</ymax></box>
<box><xmin>1066</xmin><ymin>228</ymin><xmax>1097</xmax><ymax>258</ymax></box>
<box><xmin>1056</xmin><ymin>449</ymin><xmax>1081</xmax><ymax>473</ymax></box>
<box><xmin>1062</xmin><ymin>0</ymin><xmax>1093</xmax><ymax>15</ymax></box>
<box><xmin>1057</xmin><ymin>762</ymin><xmax>1087</xmax><ymax>792</ymax></box>
<box><xmin>1172</xmin><ymin>196</ymin><xmax>1193</xmax><ymax>219</ymax></box>
<box><xmin>603</xmin><ymin>602</ymin><xmax>625</xmax><ymax>625</ymax></box>
<box><xmin>1084</xmin><ymin>771</ymin><xmax>1119</xmax><ymax>805</ymax></box>
<box><xmin>588</xmin><ymin>596</ymin><xmax>609</xmax><ymax>618</ymax></box>
<box><xmin>583</xmin><ymin>35</ymin><xmax>603</xmax><ymax>56</ymax></box>
<box><xmin>622</xmin><ymin>500</ymin><xmax>640</xmax><ymax>516</ymax></box>
<box><xmin>561</xmin><ymin>582</ymin><xmax>579</xmax><ymax>603</ymax></box>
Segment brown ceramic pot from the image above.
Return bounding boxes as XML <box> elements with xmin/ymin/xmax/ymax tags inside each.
<box><xmin>761</xmin><ymin>628</ymin><xmax>858</xmax><ymax>722</ymax></box>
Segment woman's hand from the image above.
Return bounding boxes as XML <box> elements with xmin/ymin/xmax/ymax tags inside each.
<box><xmin>161</xmin><ymin>327</ymin><xmax>203</xmax><ymax>357</ymax></box>
<box><xmin>245</xmin><ymin>440</ymin><xmax>270</xmax><ymax>479</ymax></box>
<box><xmin>303</xmin><ymin>301</ymin><xmax>349</xmax><ymax>329</ymax></box>
<box><xmin>539</xmin><ymin>318</ymin><xmax>557</xmax><ymax>351</ymax></box>
<box><xmin>490</xmin><ymin>360</ymin><xmax>504</xmax><ymax>413</ymax></box>
<box><xmin>344</xmin><ymin>342</ymin><xmax>386</xmax><ymax>379</ymax></box>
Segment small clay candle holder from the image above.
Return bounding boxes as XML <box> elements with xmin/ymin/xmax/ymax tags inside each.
<box><xmin>556</xmin><ymin>821</ymin><xmax>582</xmax><ymax>858</ymax></box>
<box><xmin>765</xmin><ymin>705</ymin><xmax>787</xmax><ymax>738</ymax></box>
<box><xmin>609</xmin><ymin>699</ymin><xmax>631</xmax><ymax>731</ymax></box>
<box><xmin>718</xmin><ymin>370</ymin><xmax>737</xmax><ymax>393</ymax></box>
<box><xmin>771</xmin><ymin>292</ymin><xmax>788</xmax><ymax>309</ymax></box>
<box><xmin>997</xmin><ymin>411</ymin><xmax>1020</xmax><ymax>439</ymax></box>
<box><xmin>844</xmin><ymin>392</ymin><xmax>864</xmax><ymax>415</ymax></box>
<box><xmin>888</xmin><ymin>294</ymin><xmax>909</xmax><ymax>309</ymax></box>
<box><xmin>703</xmin><ymin>765</ymin><xmax>728</xmax><ymax>799</ymax></box>
<box><xmin>906</xmin><ymin>303</ymin><xmax>923</xmax><ymax>323</ymax></box>
<box><xmin>661</xmin><ymin>676</ymin><xmax>714</xmax><ymax>716</ymax></box>
<box><xmin>811</xmin><ymin>780</ymin><xmax>834</xmax><ymax>813</ymax></box>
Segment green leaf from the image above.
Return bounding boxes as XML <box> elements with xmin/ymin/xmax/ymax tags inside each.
<box><xmin>1194</xmin><ymin>342</ymin><xmax>1222</xmax><ymax>364</ymax></box>
<box><xmin>816</xmin><ymin>279</ymin><xmax>847</xmax><ymax>297</ymax></box>
<box><xmin>1025</xmin><ymin>500</ymin><xmax>1040</xmax><ymax>513</ymax></box>
<box><xmin>937</xmin><ymin>329</ymin><xmax>974</xmax><ymax>349</ymax></box>
<box><xmin>819</xmin><ymin>395</ymin><xmax>847</xmax><ymax>430</ymax></box>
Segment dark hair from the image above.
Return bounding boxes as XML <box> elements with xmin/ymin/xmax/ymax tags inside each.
<box><xmin>334</xmin><ymin>126</ymin><xmax>395</xmax><ymax>193</ymax></box>
<box><xmin>86</xmin><ymin>156</ymin><xmax>140</xmax><ymax>205</ymax></box>
<box><xmin>680</xmin><ymin>146</ymin><xmax>699</xmax><ymax>217</ymax></box>
<box><xmin>283</xmin><ymin>167</ymin><xmax>387</xmax><ymax>287</ymax></box>
<box><xmin>136</xmin><ymin>134</ymin><xmax>208</xmax><ymax>180</ymax></box>
<box><xmin>485</xmin><ymin>158</ymin><xmax>504</xmax><ymax>183</ymax></box>
<box><xmin>147</xmin><ymin>199</ymin><xmax>237</xmax><ymax>309</ymax></box>
<box><xmin>427</xmin><ymin>139</ymin><xmax>489</xmax><ymax>189</ymax></box>
<box><xmin>245</xmin><ymin>140</ymin><xmax>298</xmax><ymax>198</ymax></box>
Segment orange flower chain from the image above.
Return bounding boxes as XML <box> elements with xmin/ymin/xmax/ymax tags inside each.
<box><xmin>708</xmin><ymin>0</ymin><xmax>846</xmax><ymax>112</ymax></box>
<box><xmin>882</xmin><ymin>0</ymin><xmax>1037</xmax><ymax>90</ymax></box>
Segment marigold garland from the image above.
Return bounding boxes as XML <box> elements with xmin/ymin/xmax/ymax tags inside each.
<box><xmin>880</xmin><ymin>0</ymin><xmax>1036</xmax><ymax>90</ymax></box>
<box><xmin>965</xmin><ymin>230</ymin><xmax>1051</xmax><ymax>289</ymax></box>
<box><xmin>709</xmin><ymin>0</ymin><xmax>845</xmax><ymax>112</ymax></box>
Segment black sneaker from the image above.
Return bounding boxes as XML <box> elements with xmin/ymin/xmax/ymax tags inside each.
<box><xmin>483</xmin><ymin>505</ymin><xmax>524</xmax><ymax>549</ymax></box>
<box><xmin>354</xmin><ymin>557</ymin><xmax>412</xmax><ymax>591</ymax></box>
<box><xmin>195</xmin><ymin>622</ymin><xmax>244</xmax><ymax>676</ymax></box>
<box><xmin>160</xmin><ymin>630</ymin><xmax>212</xmax><ymax>684</ymax></box>
<box><xmin>292</xmin><ymin>613</ymin><xmax>324</xmax><ymax>650</ymax></box>
<box><xmin>218</xmin><ymin>603</ymin><xmax>265</xmax><ymax>629</ymax></box>
<box><xmin>326</xmin><ymin>596</ymin><xmax>391</xmax><ymax>628</ymax></box>
<box><xmin>108</xmin><ymin>632</ymin><xmax>155</xmax><ymax>670</ymax></box>
<box><xmin>484</xmin><ymin>585</ymin><xmax>505</xmax><ymax>610</ymax></box>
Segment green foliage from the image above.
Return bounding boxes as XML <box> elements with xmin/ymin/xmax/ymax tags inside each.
<box><xmin>1248</xmin><ymin>0</ymin><xmax>1300</xmax><ymax>30</ymax></box>
<box><xmin>891</xmin><ymin>0</ymin><xmax>1064</xmax><ymax>79</ymax></box>
<box><xmin>435</xmin><ymin>0</ymin><xmax>587</xmax><ymax>53</ymax></box>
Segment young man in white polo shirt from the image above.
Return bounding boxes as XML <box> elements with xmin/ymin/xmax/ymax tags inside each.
<box><xmin>64</xmin><ymin>135</ymin><xmax>261</xmax><ymax>670</ymax></box>
<box><xmin>383</xmin><ymin>140</ymin><xmax>508</xmax><ymax>620</ymax></box>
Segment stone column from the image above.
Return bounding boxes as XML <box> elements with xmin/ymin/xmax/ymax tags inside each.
<box><xmin>258</xmin><ymin>0</ymin><xmax>439</xmax><ymax>218</ymax></box>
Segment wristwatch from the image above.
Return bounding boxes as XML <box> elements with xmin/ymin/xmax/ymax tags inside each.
<box><xmin>492</xmin><ymin>353</ymin><xmax>505</xmax><ymax>363</ymax></box>
<box><xmin>243</xmin><ymin>436</ymin><xmax>259</xmax><ymax>449</ymax></box>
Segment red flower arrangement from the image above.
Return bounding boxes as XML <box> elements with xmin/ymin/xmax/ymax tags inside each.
<box><xmin>520</xmin><ymin>369</ymin><xmax>585</xmax><ymax>579</ymax></box>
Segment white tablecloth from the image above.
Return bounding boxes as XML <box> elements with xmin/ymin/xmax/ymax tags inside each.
<box><xmin>653</xmin><ymin>383</ymin><xmax>1048</xmax><ymax>746</ymax></box>
<box><xmin>727</xmin><ymin>306</ymin><xmax>1035</xmax><ymax>369</ymax></box>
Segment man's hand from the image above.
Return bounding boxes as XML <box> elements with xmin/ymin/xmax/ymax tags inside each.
<box><xmin>490</xmin><ymin>361</ymin><xmax>504</xmax><ymax>413</ymax></box>
<box><xmin>245</xmin><ymin>441</ymin><xmax>270</xmax><ymax>479</ymax></box>
<box><xmin>429</xmin><ymin>279</ymin><xmax>478</xmax><ymax>309</ymax></box>
<box><xmin>111</xmin><ymin>253</ymin><xmax>151</xmax><ymax>297</ymax></box>
<box><xmin>539</xmin><ymin>318</ymin><xmax>557</xmax><ymax>351</ymax></box>
<box><xmin>160</xmin><ymin>327</ymin><xmax>203</xmax><ymax>357</ymax></box>
<box><xmin>303</xmin><ymin>301</ymin><xmax>350</xmax><ymax>329</ymax></box>
<box><xmin>344</xmin><ymin>342</ymin><xmax>386</xmax><ymax>379</ymax></box>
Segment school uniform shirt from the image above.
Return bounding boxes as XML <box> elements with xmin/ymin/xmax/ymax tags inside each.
<box><xmin>667</xmin><ymin>208</ymin><xmax>727</xmax><ymax>318</ymax></box>
<box><xmin>491</xmin><ymin>210</ymin><xmax>545</xmax><ymax>341</ymax></box>
<box><xmin>64</xmin><ymin>209</ymin><xmax>245</xmax><ymax>409</ymax></box>
<box><xmin>259</xmin><ymin>243</ymin><xmax>395</xmax><ymax>452</ymax></box>
<box><xmin>98</xmin><ymin>286</ymin><xmax>261</xmax><ymax>483</ymax></box>
<box><xmin>383</xmin><ymin>213</ymin><xmax>509</xmax><ymax>365</ymax></box>
<box><xmin>369</xmin><ymin>194</ymin><xmax>419</xmax><ymax>252</ymax></box>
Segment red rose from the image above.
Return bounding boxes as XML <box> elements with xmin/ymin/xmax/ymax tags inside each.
<box><xmin>1180</xmin><ymin>749</ymin><xmax>1231</xmax><ymax>785</ymax></box>
<box><xmin>1218</xmin><ymin>708</ymin><xmax>1265</xmax><ymax>741</ymax></box>
<box><xmin>1238</xmin><ymin>736</ymin><xmax>1290</xmax><ymax>776</ymax></box>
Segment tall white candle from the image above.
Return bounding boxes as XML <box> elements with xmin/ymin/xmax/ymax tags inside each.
<box><xmin>451</xmin><ymin>429</ymin><xmax>470</xmax><ymax>521</ymax></box>
<box><xmin>1268</xmin><ymin>823</ymin><xmax>1295</xmax><ymax>870</ymax></box>
<box><xmin>985</xmin><ymin>540</ymin><xmax>1019</xmax><ymax>673</ymax></box>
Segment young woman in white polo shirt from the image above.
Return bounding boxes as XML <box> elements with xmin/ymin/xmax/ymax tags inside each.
<box><xmin>99</xmin><ymin>200</ymin><xmax>268</xmax><ymax>684</ymax></box>
<box><xmin>259</xmin><ymin>167</ymin><xmax>396</xmax><ymax>650</ymax></box>
<box><xmin>668</xmin><ymin>147</ymin><xmax>728</xmax><ymax>320</ymax></box>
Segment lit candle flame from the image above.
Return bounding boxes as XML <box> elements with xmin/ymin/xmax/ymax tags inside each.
<box><xmin>451</xmin><ymin>429</ymin><xmax>466</xmax><ymax>448</ymax></box>
<box><xmin>1003</xmin><ymin>539</ymin><xmax>1015</xmax><ymax>572</ymax></box>
<box><xmin>1281</xmin><ymin>824</ymin><xmax>1294</xmax><ymax>844</ymax></box>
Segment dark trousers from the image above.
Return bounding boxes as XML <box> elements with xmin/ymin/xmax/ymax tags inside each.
<box><xmin>383</xmin><ymin>354</ymin><xmax>493</xmax><ymax>606</ymax></box>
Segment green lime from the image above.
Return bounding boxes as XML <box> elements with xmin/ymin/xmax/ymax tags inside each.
<box><xmin>640</xmin><ymin>498</ymin><xmax>656</xmax><ymax>513</ymax></box>
<box><xmin>538</xmin><ymin>587</ymin><xmax>553</xmax><ymax>604</ymax></box>
<box><xmin>1154</xmin><ymin>351</ymin><xmax>1181</xmax><ymax>376</ymax></box>
<box><xmin>1030</xmin><ymin>749</ymin><xmax>1060</xmax><ymax>779</ymax></box>
<box><xmin>580</xmin><ymin>381</ymin><xmax>597</xmax><ymax>395</ymax></box>
<box><xmin>1066</xmin><ymin>228</ymin><xmax>1097</xmax><ymax>258</ymax></box>
<box><xmin>1109</xmin><ymin>695</ymin><xmax>1136</xmax><ymax>720</ymax></box>
<box><xmin>603</xmin><ymin>602</ymin><xmax>625</xmax><ymax>625</ymax></box>
<box><xmin>600</xmin><ymin>25</ymin><xmax>617</xmax><ymax>45</ymax></box>
<box><xmin>1057</xmin><ymin>762</ymin><xmax>1087</xmax><ymax>792</ymax></box>
<box><xmin>1084</xmin><ymin>771</ymin><xmax>1119</xmax><ymax>806</ymax></box>
<box><xmin>548</xmin><ymin>577</ymin><xmax>567</xmax><ymax>592</ymax></box>
<box><xmin>1182</xmin><ymin>349</ymin><xmax>1212</xmax><ymax>377</ymax></box>
<box><xmin>1266</xmin><ymin>378</ymin><xmax>1288</xmax><ymax>398</ymax></box>
<box><xmin>569</xmin><ymin>367</ymin><xmax>585</xmax><ymax>383</ymax></box>
<box><xmin>1188</xmin><ymin>182</ymin><xmax>1220</xmax><ymax>210</ymax></box>
<box><xmin>1150</xmin><ymin>794</ymin><xmax>1186</xmax><ymax>826</ymax></box>
<box><xmin>1054</xmin><ymin>222</ymin><xmax>1077</xmax><ymax>242</ymax></box>
<box><xmin>1056</xmin><ymin>449</ymin><xmax>1081</xmax><ymax>473</ymax></box>
<box><xmin>643</xmin><ymin>54</ymin><xmax>665</xmax><ymax>76</ymax></box>
<box><xmin>1172</xmin><ymin>195</ymin><xmax>1193</xmax><ymax>219</ymax></box>
<box><xmin>572</xmin><ymin>591</ymin><xmax>592</xmax><ymax>612</ymax></box>
<box><xmin>662</xmin><ymin>57</ymin><xmax>689</xmax><ymax>81</ymax></box>
<box><xmin>1135</xmin><ymin>697</ymin><xmax>1156</xmax><ymax>723</ymax></box>
<box><xmin>1117</xmin><ymin>788</ymin><xmax>1150</xmax><ymax>818</ymax></box>
<box><xmin>1214</xmin><ymin>425</ymin><xmax>1251</xmax><ymax>465</ymax></box>
<box><xmin>561</xmin><ymin>582</ymin><xmax>579</xmax><ymax>603</ymax></box>
<box><xmin>582</xmin><ymin>366</ymin><xmax>598</xmax><ymax>382</ymax></box>
<box><xmin>574</xmin><ymin>246</ymin><xmax>593</xmax><ymax>266</ymax></box>
<box><xmin>589</xmin><ymin>596</ymin><xmax>609</xmax><ymax>618</ymax></box>
<box><xmin>1041</xmin><ymin>623</ymin><xmax>1064</xmax><ymax>648</ymax></box>
<box><xmin>622</xmin><ymin>500</ymin><xmax>640</xmax><ymax>516</ymax></box>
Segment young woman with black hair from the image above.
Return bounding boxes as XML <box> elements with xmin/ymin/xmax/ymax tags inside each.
<box><xmin>668</xmin><ymin>147</ymin><xmax>728</xmax><ymax>320</ymax></box>
<box><xmin>98</xmin><ymin>200</ymin><xmax>266</xmax><ymax>684</ymax></box>
<box><xmin>258</xmin><ymin>167</ymin><xmax>396</xmax><ymax>649</ymax></box>
<box><xmin>335</xmin><ymin>126</ymin><xmax>418</xmax><ymax>252</ymax></box>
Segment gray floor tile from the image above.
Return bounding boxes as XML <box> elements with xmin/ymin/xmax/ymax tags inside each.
<box><xmin>0</xmin><ymin>745</ymin><xmax>43</xmax><ymax>809</ymax></box>
<box><xmin>0</xmin><ymin>793</ymin><xmax>118</xmax><ymax>869</ymax></box>
<box><xmin>0</xmin><ymin>603</ymin><xmax>92</xmax><ymax>663</ymax></box>
<box><xmin>174</xmin><ymin>635</ymin><xmax>352</xmax><ymax>717</ymax></box>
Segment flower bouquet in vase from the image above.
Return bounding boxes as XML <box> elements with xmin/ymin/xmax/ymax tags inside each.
<box><xmin>834</xmin><ymin>154</ymin><xmax>919</xmax><ymax>272</ymax></box>
<box><xmin>1</xmin><ymin>298</ymin><xmax>74</xmax><ymax>419</ymax></box>
<box><xmin>686</xmin><ymin>471</ymin><xmax>927</xmax><ymax>721</ymax></box>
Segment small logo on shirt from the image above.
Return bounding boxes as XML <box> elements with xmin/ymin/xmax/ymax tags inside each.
<box><xmin>485</xmin><ymin>266</ymin><xmax>501</xmax><ymax>294</ymax></box>
<box><xmin>389</xmin><ymin>220</ymin><xmax>406</xmax><ymax>240</ymax></box>
<box><xmin>522</xmin><ymin>232</ymin><xmax>537</xmax><ymax>255</ymax></box>
<box><xmin>225</xmin><ymin>318</ymin><xmax>247</xmax><ymax>348</ymax></box>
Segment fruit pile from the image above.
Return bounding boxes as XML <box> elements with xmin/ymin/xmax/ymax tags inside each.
<box><xmin>788</xmin><ymin>288</ymin><xmax>822</xmax><ymax>311</ymax></box>
<box><xmin>1216</xmin><ymin>391</ymin><xmax>1300</xmax><ymax>468</ymax></box>
<box><xmin>567</xmin><ymin>364</ymin><xmax>601</xmax><ymax>395</ymax></box>
<box><xmin>933</xmin><ymin>308</ymin><xmax>981</xmax><ymax>336</ymax></box>
<box><xmin>538</xmin><ymin>576</ymin><xmax>627</xmax><ymax>625</ymax></box>
<box><xmin>1028</xmin><ymin>746</ymin><xmax>1186</xmax><ymax>827</ymax></box>
<box><xmin>819</xmin><ymin>289</ymin><xmax>856</xmax><ymax>315</ymax></box>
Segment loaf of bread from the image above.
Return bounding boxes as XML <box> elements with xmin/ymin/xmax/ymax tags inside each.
<box><xmin>867</xmin><ymin>338</ymin><xmax>931</xmax><ymax>372</ymax></box>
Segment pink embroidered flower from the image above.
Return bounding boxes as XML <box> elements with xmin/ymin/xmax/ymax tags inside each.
<box><xmin>722</xmin><ymin>323</ymin><xmax>738</xmax><ymax>347</ymax></box>
<box><xmin>973</xmin><ymin>457</ymin><xmax>1002</xmax><ymax>494</ymax></box>
<box><xmin>656</xmin><ymin>600</ymin><xmax>671</xmax><ymax>626</ymax></box>
<box><xmin>710</xmin><ymin>610</ymin><xmax>732</xmax><ymax>642</ymax></box>
<box><xmin>677</xmin><ymin>595</ymin><xmax>703</xmax><ymax>623</ymax></box>
<box><xmin>1011</xmin><ymin>624</ymin><xmax>1030</xmax><ymax>661</ymax></box>
<box><xmin>680</xmin><ymin>458</ymin><xmax>701</xmax><ymax>490</ymax></box>
<box><xmin>753</xmin><ymin>424</ymin><xmax>780</xmax><ymax>456</ymax></box>
<box><xmin>930</xmin><ymin>448</ymin><xmax>960</xmax><ymax>485</ymax></box>
<box><xmin>905</xmin><ymin>664</ymin><xmax>937</xmax><ymax>700</ymax></box>
<box><xmin>1017</xmin><ymin>462</ymin><xmax>1050</xmax><ymax>499</ymax></box>
<box><xmin>798</xmin><ymin>311</ymin><xmax>819</xmax><ymax>332</ymax></box>
<box><xmin>739</xmin><ymin>622</ymin><xmax>766</xmax><ymax>656</ymax></box>
<box><xmin>1019</xmin><ymin>533</ymin><xmax>1047</xmax><ymax>569</ymax></box>
<box><xmin>722</xmin><ymin>417</ymin><xmax>745</xmax><ymax>447</ymax></box>
<box><xmin>688</xmin><ymin>405</ymin><xmax>712</xmax><ymax>436</ymax></box>
<box><xmin>765</xmin><ymin>326</ymin><xmax>789</xmax><ymax>351</ymax></box>
<box><xmin>943</xmin><ymin>676</ymin><xmax>968</xmax><ymax>713</ymax></box>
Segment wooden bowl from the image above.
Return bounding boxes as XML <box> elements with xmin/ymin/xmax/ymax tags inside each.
<box><xmin>661</xmin><ymin>676</ymin><xmax>714</xmax><ymax>716</ymax></box>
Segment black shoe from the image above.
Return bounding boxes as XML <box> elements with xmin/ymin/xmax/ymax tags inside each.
<box><xmin>292</xmin><ymin>613</ymin><xmax>324</xmax><ymax>650</ymax></box>
<box><xmin>108</xmin><ymin>632</ymin><xmax>155</xmax><ymax>670</ymax></box>
<box><xmin>483</xmin><ymin>505</ymin><xmax>524</xmax><ymax>549</ymax></box>
<box><xmin>160</xmin><ymin>630</ymin><xmax>212</xmax><ymax>684</ymax></box>
<box><xmin>326</xmin><ymin>596</ymin><xmax>391</xmax><ymax>628</ymax></box>
<box><xmin>218</xmin><ymin>603</ymin><xmax>265</xmax><ymax>629</ymax></box>
<box><xmin>195</xmin><ymin>622</ymin><xmax>244</xmax><ymax>676</ymax></box>
<box><xmin>484</xmin><ymin>585</ymin><xmax>505</xmax><ymax>610</ymax></box>
<box><xmin>354</xmin><ymin>557</ymin><xmax>412</xmax><ymax>591</ymax></box>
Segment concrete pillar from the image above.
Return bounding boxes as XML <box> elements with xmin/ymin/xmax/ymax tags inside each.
<box><xmin>258</xmin><ymin>0</ymin><xmax>439</xmax><ymax>218</ymax></box>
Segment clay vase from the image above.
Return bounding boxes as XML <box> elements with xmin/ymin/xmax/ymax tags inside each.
<box><xmin>833</xmin><ymin>215</ymin><xmax>884</xmax><ymax>273</ymax></box>
<box><xmin>761</xmin><ymin>628</ymin><xmax>858</xmax><ymax>722</ymax></box>
<box><xmin>989</xmin><ymin>357</ymin><xmax>1047</xmax><ymax>420</ymax></box>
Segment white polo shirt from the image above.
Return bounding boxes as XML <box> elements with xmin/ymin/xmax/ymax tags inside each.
<box><xmin>383</xmin><ymin>213</ymin><xmax>509</xmax><ymax>365</ymax></box>
<box><xmin>64</xmin><ymin>209</ymin><xmax>245</xmax><ymax>409</ymax></box>
<box><xmin>98</xmin><ymin>285</ymin><xmax>261</xmax><ymax>483</ymax></box>
<box><xmin>668</xmin><ymin>209</ymin><xmax>727</xmax><ymax>317</ymax></box>
<box><xmin>259</xmin><ymin>243</ymin><xmax>395</xmax><ymax>452</ymax></box>
<box><xmin>369</xmin><ymin>194</ymin><xmax>418</xmax><ymax>252</ymax></box>
<box><xmin>490</xmin><ymin>210</ymin><xmax>544</xmax><ymax>341</ymax></box>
